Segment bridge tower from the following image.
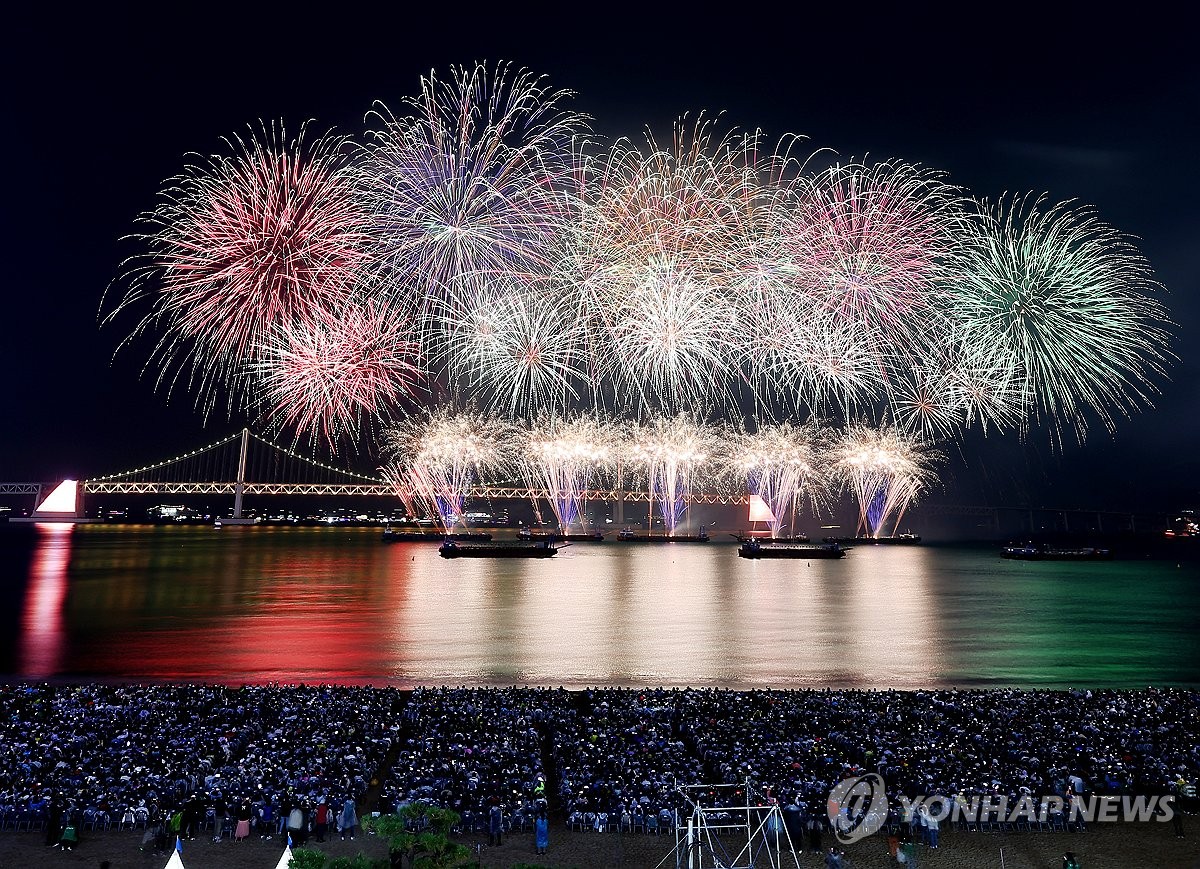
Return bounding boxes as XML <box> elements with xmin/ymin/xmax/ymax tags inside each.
<box><xmin>224</xmin><ymin>428</ymin><xmax>257</xmax><ymax>525</ymax></box>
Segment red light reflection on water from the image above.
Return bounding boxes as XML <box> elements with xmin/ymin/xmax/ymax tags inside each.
<box><xmin>65</xmin><ymin>538</ymin><xmax>411</xmax><ymax>685</ymax></box>
<box><xmin>19</xmin><ymin>523</ymin><xmax>72</xmax><ymax>677</ymax></box>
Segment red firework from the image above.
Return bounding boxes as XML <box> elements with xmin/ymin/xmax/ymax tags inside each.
<box><xmin>115</xmin><ymin>121</ymin><xmax>371</xmax><ymax>412</ymax></box>
<box><xmin>255</xmin><ymin>301</ymin><xmax>424</xmax><ymax>449</ymax></box>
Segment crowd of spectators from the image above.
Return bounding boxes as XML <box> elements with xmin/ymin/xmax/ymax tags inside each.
<box><xmin>0</xmin><ymin>683</ymin><xmax>1196</xmax><ymax>847</ymax></box>
<box><xmin>380</xmin><ymin>686</ymin><xmax>567</xmax><ymax>834</ymax></box>
<box><xmin>0</xmin><ymin>683</ymin><xmax>400</xmax><ymax>844</ymax></box>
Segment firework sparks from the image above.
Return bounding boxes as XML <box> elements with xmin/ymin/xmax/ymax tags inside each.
<box><xmin>520</xmin><ymin>416</ymin><xmax>615</xmax><ymax>529</ymax></box>
<box><xmin>253</xmin><ymin>300</ymin><xmax>423</xmax><ymax>449</ymax></box>
<box><xmin>625</xmin><ymin>416</ymin><xmax>717</xmax><ymax>534</ymax></box>
<box><xmin>563</xmin><ymin>120</ymin><xmax>761</xmax><ymax>414</ymax></box>
<box><xmin>382</xmin><ymin>409</ymin><xmax>516</xmax><ymax>526</ymax></box>
<box><xmin>831</xmin><ymin>425</ymin><xmax>941</xmax><ymax>538</ymax></box>
<box><xmin>109</xmin><ymin>121</ymin><xmax>370</xmax><ymax>414</ymax></box>
<box><xmin>723</xmin><ymin>422</ymin><xmax>828</xmax><ymax>537</ymax></box>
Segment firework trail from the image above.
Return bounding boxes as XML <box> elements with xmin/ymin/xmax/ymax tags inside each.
<box><xmin>625</xmin><ymin>416</ymin><xmax>717</xmax><ymax>534</ymax></box>
<box><xmin>382</xmin><ymin>409</ymin><xmax>516</xmax><ymax>526</ymax></box>
<box><xmin>946</xmin><ymin>194</ymin><xmax>1173</xmax><ymax>443</ymax></box>
<box><xmin>253</xmin><ymin>300</ymin><xmax>423</xmax><ymax>449</ymax></box>
<box><xmin>831</xmin><ymin>424</ymin><xmax>941</xmax><ymax>537</ymax></box>
<box><xmin>723</xmin><ymin>422</ymin><xmax>828</xmax><ymax>537</ymax></box>
<box><xmin>520</xmin><ymin>416</ymin><xmax>615</xmax><ymax>529</ymax></box>
<box><xmin>107</xmin><ymin>121</ymin><xmax>370</xmax><ymax>415</ymax></box>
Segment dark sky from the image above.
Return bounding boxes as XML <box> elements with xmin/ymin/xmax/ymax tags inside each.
<box><xmin>2</xmin><ymin>4</ymin><xmax>1197</xmax><ymax>511</ymax></box>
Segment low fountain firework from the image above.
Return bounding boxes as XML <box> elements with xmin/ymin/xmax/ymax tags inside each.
<box><xmin>381</xmin><ymin>409</ymin><xmax>515</xmax><ymax>528</ymax></box>
<box><xmin>831</xmin><ymin>425</ymin><xmax>941</xmax><ymax>539</ymax></box>
<box><xmin>520</xmin><ymin>416</ymin><xmax>614</xmax><ymax>530</ymax></box>
<box><xmin>725</xmin><ymin>422</ymin><xmax>827</xmax><ymax>538</ymax></box>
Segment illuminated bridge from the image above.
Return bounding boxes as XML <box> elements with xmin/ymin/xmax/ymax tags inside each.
<box><xmin>5</xmin><ymin>429</ymin><xmax>1166</xmax><ymax>531</ymax></box>
<box><xmin>78</xmin><ymin>429</ymin><xmax>746</xmax><ymax>505</ymax></box>
<box><xmin>9</xmin><ymin>429</ymin><xmax>746</xmax><ymax>522</ymax></box>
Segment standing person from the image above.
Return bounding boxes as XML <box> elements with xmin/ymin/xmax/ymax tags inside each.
<box><xmin>489</xmin><ymin>800</ymin><xmax>504</xmax><ymax>846</ymax></box>
<box><xmin>314</xmin><ymin>797</ymin><xmax>330</xmax><ymax>843</ymax></box>
<box><xmin>926</xmin><ymin>805</ymin><xmax>939</xmax><ymax>848</ymax></box>
<box><xmin>339</xmin><ymin>797</ymin><xmax>358</xmax><ymax>841</ymax></box>
<box><xmin>44</xmin><ymin>794</ymin><xmax>63</xmax><ymax>848</ymax></box>
<box><xmin>286</xmin><ymin>802</ymin><xmax>305</xmax><ymax>846</ymax></box>
<box><xmin>534</xmin><ymin>809</ymin><xmax>549</xmax><ymax>856</ymax></box>
<box><xmin>234</xmin><ymin>799</ymin><xmax>252</xmax><ymax>842</ymax></box>
<box><xmin>807</xmin><ymin>815</ymin><xmax>822</xmax><ymax>853</ymax></box>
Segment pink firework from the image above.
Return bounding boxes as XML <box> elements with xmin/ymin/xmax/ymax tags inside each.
<box><xmin>787</xmin><ymin>161</ymin><xmax>963</xmax><ymax>349</ymax></box>
<box><xmin>112</xmin><ymin>121</ymin><xmax>371</xmax><ymax>412</ymax></box>
<box><xmin>255</xmin><ymin>301</ymin><xmax>423</xmax><ymax>449</ymax></box>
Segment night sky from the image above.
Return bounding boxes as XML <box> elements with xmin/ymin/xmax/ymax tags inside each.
<box><xmin>3</xmin><ymin>5</ymin><xmax>1197</xmax><ymax>512</ymax></box>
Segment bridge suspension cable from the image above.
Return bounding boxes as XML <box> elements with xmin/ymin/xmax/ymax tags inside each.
<box><xmin>82</xmin><ymin>429</ymin><xmax>391</xmax><ymax>503</ymax></box>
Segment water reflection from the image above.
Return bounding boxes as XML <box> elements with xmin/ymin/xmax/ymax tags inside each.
<box><xmin>19</xmin><ymin>523</ymin><xmax>72</xmax><ymax>677</ymax></box>
<box><xmin>5</xmin><ymin>527</ymin><xmax>1198</xmax><ymax>687</ymax></box>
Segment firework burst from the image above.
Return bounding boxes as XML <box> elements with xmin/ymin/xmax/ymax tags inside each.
<box><xmin>359</xmin><ymin>62</ymin><xmax>587</xmax><ymax>344</ymax></box>
<box><xmin>440</xmin><ymin>280</ymin><xmax>584</xmax><ymax>419</ymax></box>
<box><xmin>108</xmin><ymin>121</ymin><xmax>370</xmax><ymax>414</ymax></box>
<box><xmin>947</xmin><ymin>194</ymin><xmax>1173</xmax><ymax>442</ymax></box>
<box><xmin>563</xmin><ymin>120</ymin><xmax>764</xmax><ymax>414</ymax></box>
<box><xmin>254</xmin><ymin>300</ymin><xmax>423</xmax><ymax>449</ymax></box>
<box><xmin>788</xmin><ymin>160</ymin><xmax>963</xmax><ymax>343</ymax></box>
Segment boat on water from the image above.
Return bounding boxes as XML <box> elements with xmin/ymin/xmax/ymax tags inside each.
<box><xmin>731</xmin><ymin>531</ymin><xmax>810</xmax><ymax>544</ymax></box>
<box><xmin>518</xmin><ymin>527</ymin><xmax>605</xmax><ymax>542</ymax></box>
<box><xmin>738</xmin><ymin>540</ymin><xmax>847</xmax><ymax>559</ymax></box>
<box><xmin>617</xmin><ymin>527</ymin><xmax>710</xmax><ymax>543</ymax></box>
<box><xmin>382</xmin><ymin>527</ymin><xmax>493</xmax><ymax>542</ymax></box>
<box><xmin>1001</xmin><ymin>542</ymin><xmax>1112</xmax><ymax>561</ymax></box>
<box><xmin>438</xmin><ymin>539</ymin><xmax>563</xmax><ymax>559</ymax></box>
<box><xmin>823</xmin><ymin>533</ymin><xmax>921</xmax><ymax>545</ymax></box>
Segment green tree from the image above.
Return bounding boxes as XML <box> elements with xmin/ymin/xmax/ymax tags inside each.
<box><xmin>363</xmin><ymin>805</ymin><xmax>471</xmax><ymax>869</ymax></box>
<box><xmin>289</xmin><ymin>848</ymin><xmax>329</xmax><ymax>869</ymax></box>
<box><xmin>328</xmin><ymin>855</ymin><xmax>389</xmax><ymax>869</ymax></box>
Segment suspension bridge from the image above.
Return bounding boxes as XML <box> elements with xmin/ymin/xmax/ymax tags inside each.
<box><xmin>7</xmin><ymin>429</ymin><xmax>747</xmax><ymax>523</ymax></box>
<box><xmin>3</xmin><ymin>429</ymin><xmax>1169</xmax><ymax>532</ymax></box>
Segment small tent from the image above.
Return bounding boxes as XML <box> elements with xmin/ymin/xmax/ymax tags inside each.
<box><xmin>162</xmin><ymin>849</ymin><xmax>186</xmax><ymax>869</ymax></box>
